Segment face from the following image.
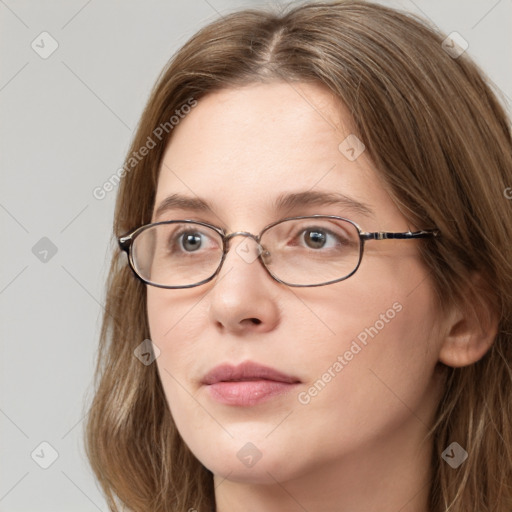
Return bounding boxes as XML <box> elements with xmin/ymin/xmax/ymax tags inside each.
<box><xmin>147</xmin><ymin>82</ymin><xmax>444</xmax><ymax>486</ymax></box>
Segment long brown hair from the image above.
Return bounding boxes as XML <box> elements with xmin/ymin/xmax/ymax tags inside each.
<box><xmin>84</xmin><ymin>1</ymin><xmax>512</xmax><ymax>510</ymax></box>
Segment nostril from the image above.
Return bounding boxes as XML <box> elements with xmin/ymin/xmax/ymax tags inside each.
<box><xmin>250</xmin><ymin>318</ymin><xmax>262</xmax><ymax>325</ymax></box>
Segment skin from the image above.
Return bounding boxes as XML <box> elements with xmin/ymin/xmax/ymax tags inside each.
<box><xmin>146</xmin><ymin>81</ymin><xmax>491</xmax><ymax>512</ymax></box>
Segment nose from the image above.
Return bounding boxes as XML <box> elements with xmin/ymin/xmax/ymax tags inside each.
<box><xmin>207</xmin><ymin>233</ymin><xmax>280</xmax><ymax>334</ymax></box>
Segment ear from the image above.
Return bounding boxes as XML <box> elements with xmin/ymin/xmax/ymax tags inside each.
<box><xmin>438</xmin><ymin>273</ymin><xmax>499</xmax><ymax>368</ymax></box>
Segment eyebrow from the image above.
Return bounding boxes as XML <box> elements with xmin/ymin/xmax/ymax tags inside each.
<box><xmin>153</xmin><ymin>190</ymin><xmax>375</xmax><ymax>221</ymax></box>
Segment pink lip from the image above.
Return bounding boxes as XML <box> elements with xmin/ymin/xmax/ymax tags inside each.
<box><xmin>202</xmin><ymin>361</ymin><xmax>301</xmax><ymax>406</ymax></box>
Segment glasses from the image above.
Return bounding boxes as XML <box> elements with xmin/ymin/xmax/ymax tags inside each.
<box><xmin>118</xmin><ymin>215</ymin><xmax>440</xmax><ymax>288</ymax></box>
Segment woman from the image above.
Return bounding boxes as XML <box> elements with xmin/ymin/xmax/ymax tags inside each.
<box><xmin>85</xmin><ymin>1</ymin><xmax>512</xmax><ymax>511</ymax></box>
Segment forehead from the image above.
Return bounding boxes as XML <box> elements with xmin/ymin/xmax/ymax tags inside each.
<box><xmin>153</xmin><ymin>82</ymin><xmax>398</xmax><ymax>229</ymax></box>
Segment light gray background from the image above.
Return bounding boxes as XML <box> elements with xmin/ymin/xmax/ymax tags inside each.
<box><xmin>1</xmin><ymin>1</ymin><xmax>510</xmax><ymax>510</ymax></box>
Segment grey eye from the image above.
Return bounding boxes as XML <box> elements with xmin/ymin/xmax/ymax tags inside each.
<box><xmin>180</xmin><ymin>232</ymin><xmax>203</xmax><ymax>252</ymax></box>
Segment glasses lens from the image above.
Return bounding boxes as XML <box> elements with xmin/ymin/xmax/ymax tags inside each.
<box><xmin>261</xmin><ymin>217</ymin><xmax>361</xmax><ymax>286</ymax></box>
<box><xmin>131</xmin><ymin>222</ymin><xmax>223</xmax><ymax>287</ymax></box>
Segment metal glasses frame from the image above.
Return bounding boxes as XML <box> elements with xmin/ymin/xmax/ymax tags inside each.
<box><xmin>118</xmin><ymin>215</ymin><xmax>440</xmax><ymax>289</ymax></box>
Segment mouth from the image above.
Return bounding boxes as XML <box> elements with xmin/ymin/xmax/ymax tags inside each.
<box><xmin>201</xmin><ymin>361</ymin><xmax>301</xmax><ymax>406</ymax></box>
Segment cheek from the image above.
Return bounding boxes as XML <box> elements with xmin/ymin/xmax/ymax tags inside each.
<box><xmin>147</xmin><ymin>289</ymin><xmax>204</xmax><ymax>399</ymax></box>
<box><xmin>147</xmin><ymin>288</ymin><xmax>207</xmax><ymax>351</ymax></box>
<box><xmin>147</xmin><ymin>289</ymin><xmax>210</xmax><ymax>430</ymax></box>
<box><xmin>301</xmin><ymin>265</ymin><xmax>442</xmax><ymax>439</ymax></box>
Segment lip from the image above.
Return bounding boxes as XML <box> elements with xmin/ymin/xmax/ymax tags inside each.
<box><xmin>201</xmin><ymin>361</ymin><xmax>301</xmax><ymax>406</ymax></box>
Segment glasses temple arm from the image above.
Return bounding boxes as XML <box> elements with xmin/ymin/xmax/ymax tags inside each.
<box><xmin>361</xmin><ymin>229</ymin><xmax>440</xmax><ymax>240</ymax></box>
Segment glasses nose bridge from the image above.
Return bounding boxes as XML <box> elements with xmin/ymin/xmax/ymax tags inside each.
<box><xmin>218</xmin><ymin>231</ymin><xmax>266</xmax><ymax>277</ymax></box>
<box><xmin>223</xmin><ymin>230</ymin><xmax>266</xmax><ymax>260</ymax></box>
<box><xmin>224</xmin><ymin>230</ymin><xmax>261</xmax><ymax>248</ymax></box>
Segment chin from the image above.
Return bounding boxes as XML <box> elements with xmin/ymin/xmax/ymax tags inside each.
<box><xmin>182</xmin><ymin>431</ymin><xmax>302</xmax><ymax>485</ymax></box>
<box><xmin>202</xmin><ymin>453</ymin><xmax>294</xmax><ymax>485</ymax></box>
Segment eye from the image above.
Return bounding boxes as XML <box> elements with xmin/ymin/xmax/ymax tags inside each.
<box><xmin>179</xmin><ymin>231</ymin><xmax>203</xmax><ymax>252</ymax></box>
<box><xmin>298</xmin><ymin>226</ymin><xmax>351</xmax><ymax>250</ymax></box>
<box><xmin>165</xmin><ymin>226</ymin><xmax>220</xmax><ymax>254</ymax></box>
<box><xmin>302</xmin><ymin>228</ymin><xmax>329</xmax><ymax>249</ymax></box>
